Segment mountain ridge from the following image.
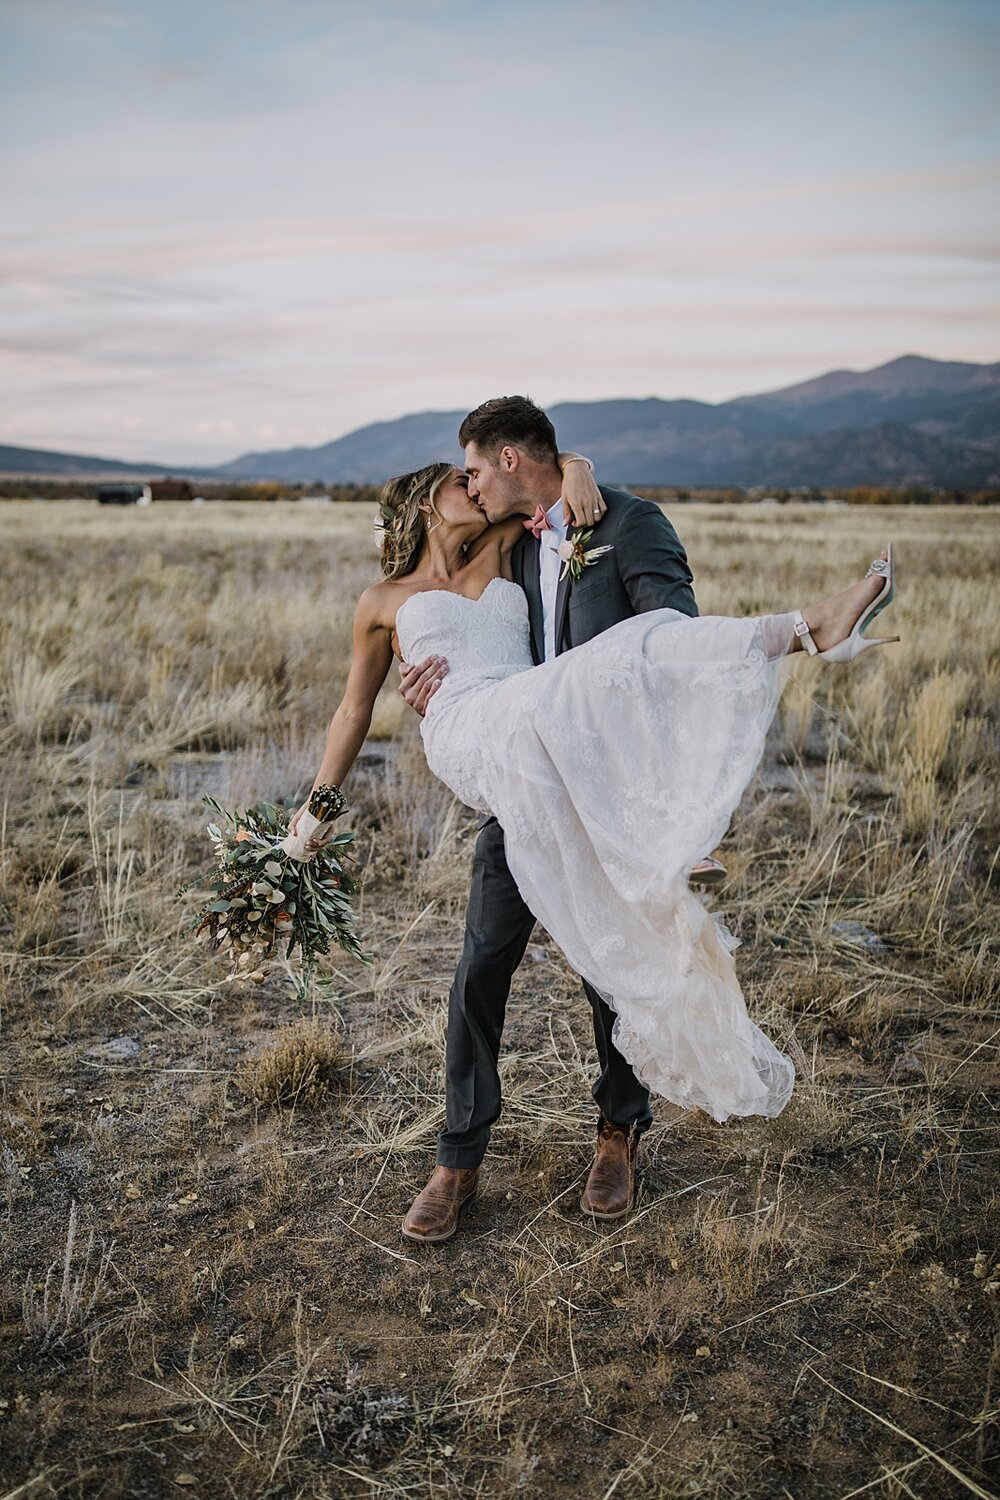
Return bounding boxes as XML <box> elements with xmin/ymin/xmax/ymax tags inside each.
<box><xmin>212</xmin><ymin>354</ymin><xmax>1000</xmax><ymax>486</ymax></box>
<box><xmin>3</xmin><ymin>354</ymin><xmax>998</xmax><ymax>487</ymax></box>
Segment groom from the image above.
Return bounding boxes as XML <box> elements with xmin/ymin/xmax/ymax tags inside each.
<box><xmin>398</xmin><ymin>395</ymin><xmax>699</xmax><ymax>1243</ymax></box>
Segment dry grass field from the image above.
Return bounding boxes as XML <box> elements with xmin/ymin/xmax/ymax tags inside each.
<box><xmin>1</xmin><ymin>499</ymin><xmax>997</xmax><ymax>1500</ymax></box>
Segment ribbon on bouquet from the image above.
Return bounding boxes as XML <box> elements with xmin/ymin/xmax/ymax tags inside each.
<box><xmin>280</xmin><ymin>784</ymin><xmax>347</xmax><ymax>862</ymax></box>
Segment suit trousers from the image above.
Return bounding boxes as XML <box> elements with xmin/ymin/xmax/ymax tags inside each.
<box><xmin>436</xmin><ymin>818</ymin><xmax>654</xmax><ymax>1168</ymax></box>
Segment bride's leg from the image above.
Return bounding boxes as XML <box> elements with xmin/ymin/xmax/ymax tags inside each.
<box><xmin>750</xmin><ymin>549</ymin><xmax>892</xmax><ymax>662</ymax></box>
<box><xmin>791</xmin><ymin>550</ymin><xmax>889</xmax><ymax>654</ymax></box>
<box><xmin>753</xmin><ymin>612</ymin><xmax>798</xmax><ymax>661</ymax></box>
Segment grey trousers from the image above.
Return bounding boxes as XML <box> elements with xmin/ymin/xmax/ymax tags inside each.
<box><xmin>436</xmin><ymin>818</ymin><xmax>654</xmax><ymax>1169</ymax></box>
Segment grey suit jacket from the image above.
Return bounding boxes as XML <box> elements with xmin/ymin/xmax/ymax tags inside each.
<box><xmin>511</xmin><ymin>484</ymin><xmax>697</xmax><ymax>664</ymax></box>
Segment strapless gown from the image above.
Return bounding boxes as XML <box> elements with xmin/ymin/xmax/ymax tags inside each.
<box><xmin>396</xmin><ymin>576</ymin><xmax>798</xmax><ymax>1123</ymax></box>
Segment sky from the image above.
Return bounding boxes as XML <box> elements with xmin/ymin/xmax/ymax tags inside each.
<box><xmin>1</xmin><ymin>0</ymin><xmax>998</xmax><ymax>466</ymax></box>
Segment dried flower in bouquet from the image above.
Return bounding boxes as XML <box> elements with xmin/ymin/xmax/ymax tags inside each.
<box><xmin>182</xmin><ymin>789</ymin><xmax>369</xmax><ymax>987</ymax></box>
<box><xmin>280</xmin><ymin>782</ymin><xmax>347</xmax><ymax>859</ymax></box>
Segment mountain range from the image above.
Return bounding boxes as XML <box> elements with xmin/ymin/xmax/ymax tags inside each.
<box><xmin>4</xmin><ymin>355</ymin><xmax>998</xmax><ymax>488</ymax></box>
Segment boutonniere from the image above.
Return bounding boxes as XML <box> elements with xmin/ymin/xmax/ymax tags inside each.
<box><xmin>552</xmin><ymin>529</ymin><xmax>614</xmax><ymax>582</ymax></box>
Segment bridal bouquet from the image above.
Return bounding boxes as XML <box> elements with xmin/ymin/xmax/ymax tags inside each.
<box><xmin>185</xmin><ymin>786</ymin><xmax>369</xmax><ymax>984</ymax></box>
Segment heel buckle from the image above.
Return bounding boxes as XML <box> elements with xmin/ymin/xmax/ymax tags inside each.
<box><xmin>793</xmin><ymin>611</ymin><xmax>818</xmax><ymax>656</ymax></box>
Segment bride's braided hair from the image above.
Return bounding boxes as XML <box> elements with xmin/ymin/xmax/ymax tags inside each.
<box><xmin>378</xmin><ymin>461</ymin><xmax>455</xmax><ymax>580</ymax></box>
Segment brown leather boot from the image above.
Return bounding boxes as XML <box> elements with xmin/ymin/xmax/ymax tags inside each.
<box><xmin>401</xmin><ymin>1165</ymin><xmax>480</xmax><ymax>1243</ymax></box>
<box><xmin>580</xmin><ymin>1117</ymin><xmax>638</xmax><ymax>1220</ymax></box>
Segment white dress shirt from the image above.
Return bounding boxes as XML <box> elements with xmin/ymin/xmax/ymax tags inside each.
<box><xmin>539</xmin><ymin>498</ymin><xmax>567</xmax><ymax>662</ymax></box>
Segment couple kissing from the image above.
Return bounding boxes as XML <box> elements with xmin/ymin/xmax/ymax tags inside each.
<box><xmin>286</xmin><ymin>394</ymin><xmax>898</xmax><ymax>1243</ymax></box>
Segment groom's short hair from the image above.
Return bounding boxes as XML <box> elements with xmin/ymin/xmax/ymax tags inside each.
<box><xmin>459</xmin><ymin>395</ymin><xmax>558</xmax><ymax>463</ymax></box>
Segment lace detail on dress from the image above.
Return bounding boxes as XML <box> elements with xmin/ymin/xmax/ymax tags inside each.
<box><xmin>397</xmin><ymin>579</ymin><xmax>533</xmax><ymax>813</ymax></box>
<box><xmin>396</xmin><ymin>578</ymin><xmax>798</xmax><ymax>1124</ymax></box>
<box><xmin>396</xmin><ymin>577</ymin><xmax>532</xmax><ymax>688</ymax></box>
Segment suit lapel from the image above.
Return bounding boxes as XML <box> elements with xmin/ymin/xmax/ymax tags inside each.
<box><xmin>554</xmin><ymin>504</ymin><xmax>612</xmax><ymax>654</ymax></box>
<box><xmin>553</xmin><ymin>556</ymin><xmax>572</xmax><ymax>656</ymax></box>
<box><xmin>515</xmin><ymin>531</ymin><xmax>545</xmax><ymax>665</ymax></box>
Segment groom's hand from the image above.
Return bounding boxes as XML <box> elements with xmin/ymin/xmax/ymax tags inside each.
<box><xmin>398</xmin><ymin>655</ymin><xmax>449</xmax><ymax>717</ymax></box>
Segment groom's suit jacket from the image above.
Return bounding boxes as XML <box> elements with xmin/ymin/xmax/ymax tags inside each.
<box><xmin>511</xmin><ymin>484</ymin><xmax>697</xmax><ymax>664</ymax></box>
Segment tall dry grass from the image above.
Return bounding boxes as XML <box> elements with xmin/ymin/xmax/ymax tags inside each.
<box><xmin>0</xmin><ymin>499</ymin><xmax>997</xmax><ymax>1499</ymax></box>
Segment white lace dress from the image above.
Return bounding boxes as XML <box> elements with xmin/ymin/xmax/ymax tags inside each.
<box><xmin>396</xmin><ymin>576</ymin><xmax>798</xmax><ymax>1123</ymax></box>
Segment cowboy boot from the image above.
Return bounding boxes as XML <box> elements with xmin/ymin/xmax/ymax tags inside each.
<box><xmin>401</xmin><ymin>1165</ymin><xmax>480</xmax><ymax>1243</ymax></box>
<box><xmin>580</xmin><ymin>1116</ymin><xmax>638</xmax><ymax>1220</ymax></box>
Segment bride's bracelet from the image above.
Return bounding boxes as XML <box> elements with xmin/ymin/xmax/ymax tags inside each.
<box><xmin>562</xmin><ymin>456</ymin><xmax>594</xmax><ymax>472</ymax></box>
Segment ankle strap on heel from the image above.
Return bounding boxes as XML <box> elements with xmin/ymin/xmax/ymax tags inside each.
<box><xmin>793</xmin><ymin>610</ymin><xmax>818</xmax><ymax>656</ymax></box>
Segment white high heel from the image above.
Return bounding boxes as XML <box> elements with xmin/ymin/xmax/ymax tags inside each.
<box><xmin>792</xmin><ymin>544</ymin><xmax>899</xmax><ymax>663</ymax></box>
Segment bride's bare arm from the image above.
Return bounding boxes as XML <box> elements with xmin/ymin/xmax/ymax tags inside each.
<box><xmin>466</xmin><ymin>452</ymin><xmax>603</xmax><ymax>563</ymax></box>
<box><xmin>558</xmin><ymin>452</ymin><xmax>604</xmax><ymax>528</ymax></box>
<box><xmin>468</xmin><ymin>452</ymin><xmax>605</xmax><ymax>566</ymax></box>
<box><xmin>290</xmin><ymin>589</ymin><xmax>393</xmax><ymax>829</ymax></box>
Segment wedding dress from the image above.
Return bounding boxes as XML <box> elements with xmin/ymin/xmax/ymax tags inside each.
<box><xmin>396</xmin><ymin>576</ymin><xmax>798</xmax><ymax>1123</ymax></box>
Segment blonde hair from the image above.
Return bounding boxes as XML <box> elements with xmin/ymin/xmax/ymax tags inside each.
<box><xmin>378</xmin><ymin>461</ymin><xmax>455</xmax><ymax>580</ymax></box>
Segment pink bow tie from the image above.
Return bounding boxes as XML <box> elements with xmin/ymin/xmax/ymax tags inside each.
<box><xmin>524</xmin><ymin>505</ymin><xmax>554</xmax><ymax>539</ymax></box>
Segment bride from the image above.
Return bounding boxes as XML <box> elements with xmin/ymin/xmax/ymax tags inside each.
<box><xmin>287</xmin><ymin>456</ymin><xmax>897</xmax><ymax>1124</ymax></box>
